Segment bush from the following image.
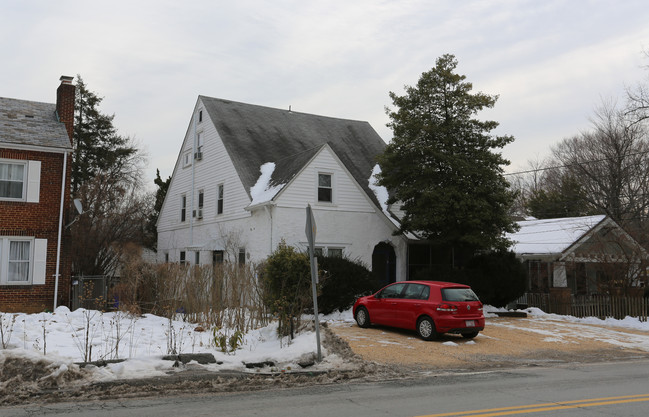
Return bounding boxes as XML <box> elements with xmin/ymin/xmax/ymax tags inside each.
<box><xmin>262</xmin><ymin>242</ymin><xmax>311</xmax><ymax>338</ymax></box>
<box><xmin>317</xmin><ymin>256</ymin><xmax>379</xmax><ymax>314</ymax></box>
<box><xmin>463</xmin><ymin>250</ymin><xmax>527</xmax><ymax>307</ymax></box>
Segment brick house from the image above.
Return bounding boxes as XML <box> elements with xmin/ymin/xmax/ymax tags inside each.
<box><xmin>0</xmin><ymin>76</ymin><xmax>75</xmax><ymax>313</ymax></box>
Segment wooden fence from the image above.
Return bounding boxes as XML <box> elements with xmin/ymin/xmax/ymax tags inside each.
<box><xmin>517</xmin><ymin>293</ymin><xmax>649</xmax><ymax>322</ymax></box>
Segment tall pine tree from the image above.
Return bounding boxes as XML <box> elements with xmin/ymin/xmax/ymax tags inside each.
<box><xmin>377</xmin><ymin>54</ymin><xmax>517</xmax><ymax>254</ymax></box>
<box><xmin>70</xmin><ymin>76</ymin><xmax>148</xmax><ymax>276</ymax></box>
<box><xmin>72</xmin><ymin>76</ymin><xmax>137</xmax><ymax>194</ymax></box>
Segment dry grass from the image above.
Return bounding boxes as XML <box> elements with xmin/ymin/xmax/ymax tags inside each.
<box><xmin>113</xmin><ymin>259</ymin><xmax>270</xmax><ymax>333</ymax></box>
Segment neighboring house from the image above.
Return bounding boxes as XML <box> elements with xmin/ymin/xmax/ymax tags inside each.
<box><xmin>0</xmin><ymin>76</ymin><xmax>75</xmax><ymax>313</ymax></box>
<box><xmin>157</xmin><ymin>97</ymin><xmax>414</xmax><ymax>284</ymax></box>
<box><xmin>507</xmin><ymin>215</ymin><xmax>648</xmax><ymax>295</ymax></box>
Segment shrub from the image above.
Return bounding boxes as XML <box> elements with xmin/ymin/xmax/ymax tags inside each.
<box><xmin>463</xmin><ymin>250</ymin><xmax>527</xmax><ymax>307</ymax></box>
<box><xmin>262</xmin><ymin>242</ymin><xmax>311</xmax><ymax>338</ymax></box>
<box><xmin>317</xmin><ymin>255</ymin><xmax>379</xmax><ymax>314</ymax></box>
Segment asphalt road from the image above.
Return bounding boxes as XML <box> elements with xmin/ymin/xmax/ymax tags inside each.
<box><xmin>3</xmin><ymin>360</ymin><xmax>649</xmax><ymax>417</ymax></box>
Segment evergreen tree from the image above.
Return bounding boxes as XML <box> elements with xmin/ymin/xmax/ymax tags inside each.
<box><xmin>526</xmin><ymin>173</ymin><xmax>593</xmax><ymax>219</ymax></box>
<box><xmin>377</xmin><ymin>54</ymin><xmax>517</xmax><ymax>253</ymax></box>
<box><xmin>69</xmin><ymin>76</ymin><xmax>148</xmax><ymax>276</ymax></box>
<box><xmin>72</xmin><ymin>76</ymin><xmax>137</xmax><ymax>194</ymax></box>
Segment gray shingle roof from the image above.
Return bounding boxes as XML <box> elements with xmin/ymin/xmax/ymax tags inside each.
<box><xmin>0</xmin><ymin>97</ymin><xmax>72</xmax><ymax>150</ymax></box>
<box><xmin>201</xmin><ymin>96</ymin><xmax>387</xmax><ymax>208</ymax></box>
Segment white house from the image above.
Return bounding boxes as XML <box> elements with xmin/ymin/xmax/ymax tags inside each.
<box><xmin>157</xmin><ymin>97</ymin><xmax>412</xmax><ymax>284</ymax></box>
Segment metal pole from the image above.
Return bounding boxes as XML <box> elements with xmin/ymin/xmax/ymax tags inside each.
<box><xmin>306</xmin><ymin>205</ymin><xmax>322</xmax><ymax>361</ymax></box>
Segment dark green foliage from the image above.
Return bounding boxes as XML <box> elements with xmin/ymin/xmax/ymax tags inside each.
<box><xmin>462</xmin><ymin>251</ymin><xmax>527</xmax><ymax>307</ymax></box>
<box><xmin>262</xmin><ymin>243</ymin><xmax>311</xmax><ymax>338</ymax></box>
<box><xmin>72</xmin><ymin>76</ymin><xmax>138</xmax><ymax>194</ymax></box>
<box><xmin>317</xmin><ymin>256</ymin><xmax>379</xmax><ymax>314</ymax></box>
<box><xmin>527</xmin><ymin>174</ymin><xmax>593</xmax><ymax>219</ymax></box>
<box><xmin>377</xmin><ymin>54</ymin><xmax>517</xmax><ymax>254</ymax></box>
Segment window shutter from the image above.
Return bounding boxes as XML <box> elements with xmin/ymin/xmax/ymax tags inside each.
<box><xmin>32</xmin><ymin>239</ymin><xmax>47</xmax><ymax>285</ymax></box>
<box><xmin>26</xmin><ymin>161</ymin><xmax>41</xmax><ymax>203</ymax></box>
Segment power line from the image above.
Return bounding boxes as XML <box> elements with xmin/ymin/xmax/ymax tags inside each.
<box><xmin>504</xmin><ymin>149</ymin><xmax>649</xmax><ymax>177</ymax></box>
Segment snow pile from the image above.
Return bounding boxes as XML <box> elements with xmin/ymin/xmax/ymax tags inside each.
<box><xmin>0</xmin><ymin>307</ymin><xmax>352</xmax><ymax>383</ymax></box>
<box><xmin>249</xmin><ymin>162</ymin><xmax>285</xmax><ymax>205</ymax></box>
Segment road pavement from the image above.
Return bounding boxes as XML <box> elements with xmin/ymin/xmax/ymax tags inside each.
<box><xmin>3</xmin><ymin>360</ymin><xmax>649</xmax><ymax>417</ymax></box>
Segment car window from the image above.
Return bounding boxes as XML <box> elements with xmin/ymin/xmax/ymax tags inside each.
<box><xmin>379</xmin><ymin>283</ymin><xmax>406</xmax><ymax>299</ymax></box>
<box><xmin>441</xmin><ymin>288</ymin><xmax>479</xmax><ymax>302</ymax></box>
<box><xmin>403</xmin><ymin>284</ymin><xmax>429</xmax><ymax>300</ymax></box>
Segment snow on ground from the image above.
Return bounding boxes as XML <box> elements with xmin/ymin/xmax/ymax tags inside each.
<box><xmin>0</xmin><ymin>307</ymin><xmax>355</xmax><ymax>384</ymax></box>
<box><xmin>2</xmin><ymin>305</ymin><xmax>649</xmax><ymax>385</ymax></box>
<box><xmin>484</xmin><ymin>305</ymin><xmax>649</xmax><ymax>352</ymax></box>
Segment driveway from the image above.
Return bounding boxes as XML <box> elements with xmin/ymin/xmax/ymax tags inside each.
<box><xmin>329</xmin><ymin>315</ymin><xmax>649</xmax><ymax>370</ymax></box>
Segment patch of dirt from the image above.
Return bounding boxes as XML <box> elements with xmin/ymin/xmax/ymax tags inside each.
<box><xmin>329</xmin><ymin>316</ymin><xmax>649</xmax><ymax>371</ymax></box>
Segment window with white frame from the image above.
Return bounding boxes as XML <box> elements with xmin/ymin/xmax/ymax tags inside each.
<box><xmin>238</xmin><ymin>248</ymin><xmax>246</xmax><ymax>265</ymax></box>
<box><xmin>0</xmin><ymin>159</ymin><xmax>40</xmax><ymax>202</ymax></box>
<box><xmin>183</xmin><ymin>151</ymin><xmax>192</xmax><ymax>168</ymax></box>
<box><xmin>196</xmin><ymin>189</ymin><xmax>204</xmax><ymax>219</ymax></box>
<box><xmin>0</xmin><ymin>237</ymin><xmax>47</xmax><ymax>285</ymax></box>
<box><xmin>217</xmin><ymin>184</ymin><xmax>224</xmax><ymax>215</ymax></box>
<box><xmin>317</xmin><ymin>173</ymin><xmax>332</xmax><ymax>203</ymax></box>
<box><xmin>0</xmin><ymin>161</ymin><xmax>25</xmax><ymax>199</ymax></box>
<box><xmin>181</xmin><ymin>195</ymin><xmax>187</xmax><ymax>222</ymax></box>
<box><xmin>313</xmin><ymin>246</ymin><xmax>344</xmax><ymax>258</ymax></box>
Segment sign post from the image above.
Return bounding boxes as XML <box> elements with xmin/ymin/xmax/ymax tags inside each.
<box><xmin>305</xmin><ymin>204</ymin><xmax>322</xmax><ymax>362</ymax></box>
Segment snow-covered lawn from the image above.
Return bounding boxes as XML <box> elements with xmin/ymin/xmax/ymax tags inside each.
<box><xmin>0</xmin><ymin>307</ymin><xmax>355</xmax><ymax>383</ymax></box>
<box><xmin>2</xmin><ymin>305</ymin><xmax>649</xmax><ymax>385</ymax></box>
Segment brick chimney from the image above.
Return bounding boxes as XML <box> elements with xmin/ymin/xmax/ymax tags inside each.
<box><xmin>56</xmin><ymin>75</ymin><xmax>75</xmax><ymax>143</ymax></box>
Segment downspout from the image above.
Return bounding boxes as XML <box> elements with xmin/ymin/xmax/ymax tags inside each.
<box><xmin>189</xmin><ymin>113</ymin><xmax>196</xmax><ymax>248</ymax></box>
<box><xmin>264</xmin><ymin>205</ymin><xmax>273</xmax><ymax>254</ymax></box>
<box><xmin>53</xmin><ymin>151</ymin><xmax>68</xmax><ymax>310</ymax></box>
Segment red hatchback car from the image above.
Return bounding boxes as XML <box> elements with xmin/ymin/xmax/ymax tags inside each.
<box><xmin>353</xmin><ymin>281</ymin><xmax>485</xmax><ymax>340</ymax></box>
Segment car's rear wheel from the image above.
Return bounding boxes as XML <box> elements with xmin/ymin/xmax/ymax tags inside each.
<box><xmin>417</xmin><ymin>316</ymin><xmax>437</xmax><ymax>341</ymax></box>
<box><xmin>355</xmin><ymin>307</ymin><xmax>370</xmax><ymax>328</ymax></box>
<box><xmin>462</xmin><ymin>331</ymin><xmax>479</xmax><ymax>339</ymax></box>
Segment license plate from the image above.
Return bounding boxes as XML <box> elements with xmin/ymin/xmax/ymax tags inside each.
<box><xmin>465</xmin><ymin>320</ymin><xmax>475</xmax><ymax>327</ymax></box>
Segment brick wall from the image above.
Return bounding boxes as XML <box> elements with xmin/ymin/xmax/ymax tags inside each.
<box><xmin>0</xmin><ymin>148</ymin><xmax>72</xmax><ymax>313</ymax></box>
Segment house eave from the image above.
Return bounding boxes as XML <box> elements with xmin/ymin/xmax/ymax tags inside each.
<box><xmin>0</xmin><ymin>142</ymin><xmax>72</xmax><ymax>154</ymax></box>
<box><xmin>245</xmin><ymin>200</ymin><xmax>276</xmax><ymax>212</ymax></box>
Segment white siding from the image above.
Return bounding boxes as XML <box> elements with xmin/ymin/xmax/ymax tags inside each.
<box><xmin>157</xmin><ymin>98</ymin><xmax>254</xmax><ymax>262</ymax></box>
<box><xmin>275</xmin><ymin>146</ymin><xmax>375</xmax><ymax>213</ymax></box>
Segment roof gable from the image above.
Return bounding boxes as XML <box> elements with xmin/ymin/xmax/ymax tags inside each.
<box><xmin>508</xmin><ymin>215</ymin><xmax>607</xmax><ymax>256</ymax></box>
<box><xmin>200</xmin><ymin>96</ymin><xmax>386</xmax><ymax>208</ymax></box>
<box><xmin>0</xmin><ymin>97</ymin><xmax>71</xmax><ymax>151</ymax></box>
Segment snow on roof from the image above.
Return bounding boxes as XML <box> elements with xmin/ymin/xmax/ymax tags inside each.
<box><xmin>368</xmin><ymin>164</ymin><xmax>389</xmax><ymax>212</ymax></box>
<box><xmin>249</xmin><ymin>162</ymin><xmax>285</xmax><ymax>205</ymax></box>
<box><xmin>507</xmin><ymin>215</ymin><xmax>607</xmax><ymax>255</ymax></box>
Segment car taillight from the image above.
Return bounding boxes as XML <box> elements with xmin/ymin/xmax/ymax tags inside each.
<box><xmin>436</xmin><ymin>303</ymin><xmax>458</xmax><ymax>312</ymax></box>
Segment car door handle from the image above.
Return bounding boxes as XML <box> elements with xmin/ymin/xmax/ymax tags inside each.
<box><xmin>414</xmin><ymin>303</ymin><xmax>421</xmax><ymax>307</ymax></box>
<box><xmin>390</xmin><ymin>302</ymin><xmax>397</xmax><ymax>305</ymax></box>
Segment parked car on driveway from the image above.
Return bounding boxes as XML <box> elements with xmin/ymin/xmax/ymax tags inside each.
<box><xmin>353</xmin><ymin>280</ymin><xmax>485</xmax><ymax>340</ymax></box>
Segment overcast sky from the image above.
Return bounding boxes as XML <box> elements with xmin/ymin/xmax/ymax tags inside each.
<box><xmin>2</xmin><ymin>0</ymin><xmax>648</xmax><ymax>188</ymax></box>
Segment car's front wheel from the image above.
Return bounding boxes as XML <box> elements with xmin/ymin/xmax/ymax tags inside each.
<box><xmin>355</xmin><ymin>307</ymin><xmax>371</xmax><ymax>328</ymax></box>
<box><xmin>417</xmin><ymin>316</ymin><xmax>437</xmax><ymax>341</ymax></box>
